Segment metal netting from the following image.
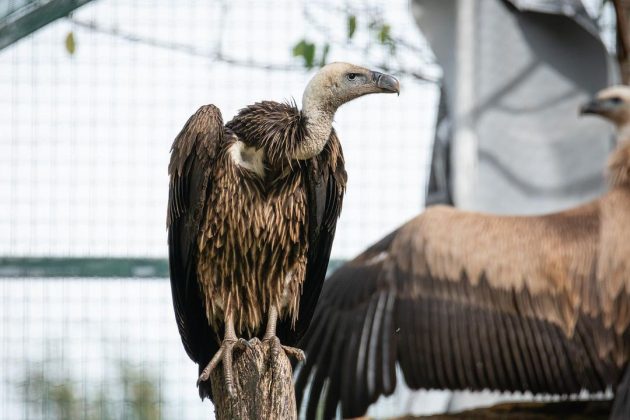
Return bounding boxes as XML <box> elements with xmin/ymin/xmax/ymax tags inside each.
<box><xmin>0</xmin><ymin>1</ymin><xmax>436</xmax><ymax>418</ymax></box>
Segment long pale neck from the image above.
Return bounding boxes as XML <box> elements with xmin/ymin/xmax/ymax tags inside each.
<box><xmin>618</xmin><ymin>124</ymin><xmax>630</xmax><ymax>144</ymax></box>
<box><xmin>293</xmin><ymin>92</ymin><xmax>336</xmax><ymax>160</ymax></box>
<box><xmin>608</xmin><ymin>136</ymin><xmax>630</xmax><ymax>188</ymax></box>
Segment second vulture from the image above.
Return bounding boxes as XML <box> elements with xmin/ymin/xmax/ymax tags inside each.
<box><xmin>295</xmin><ymin>86</ymin><xmax>630</xmax><ymax>420</ymax></box>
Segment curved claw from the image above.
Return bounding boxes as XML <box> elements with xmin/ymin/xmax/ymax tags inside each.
<box><xmin>197</xmin><ymin>346</ymin><xmax>224</xmax><ymax>386</ymax></box>
<box><xmin>283</xmin><ymin>345</ymin><xmax>305</xmax><ymax>362</ymax></box>
<box><xmin>238</xmin><ymin>337</ymin><xmax>253</xmax><ymax>350</ymax></box>
<box><xmin>264</xmin><ymin>335</ymin><xmax>305</xmax><ymax>362</ymax></box>
<box><xmin>197</xmin><ymin>338</ymin><xmax>250</xmax><ymax>396</ymax></box>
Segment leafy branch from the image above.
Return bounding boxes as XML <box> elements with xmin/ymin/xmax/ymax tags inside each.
<box><xmin>64</xmin><ymin>0</ymin><xmax>439</xmax><ymax>83</ymax></box>
<box><xmin>291</xmin><ymin>1</ymin><xmax>439</xmax><ymax>82</ymax></box>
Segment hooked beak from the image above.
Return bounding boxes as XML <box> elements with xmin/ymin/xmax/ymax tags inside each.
<box><xmin>580</xmin><ymin>98</ymin><xmax>616</xmax><ymax>116</ymax></box>
<box><xmin>372</xmin><ymin>71</ymin><xmax>400</xmax><ymax>95</ymax></box>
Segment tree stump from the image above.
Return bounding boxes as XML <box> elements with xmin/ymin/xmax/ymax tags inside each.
<box><xmin>210</xmin><ymin>338</ymin><xmax>297</xmax><ymax>420</ymax></box>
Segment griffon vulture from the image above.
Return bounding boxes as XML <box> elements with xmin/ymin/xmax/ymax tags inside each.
<box><xmin>295</xmin><ymin>86</ymin><xmax>630</xmax><ymax>420</ymax></box>
<box><xmin>167</xmin><ymin>62</ymin><xmax>399</xmax><ymax>399</ymax></box>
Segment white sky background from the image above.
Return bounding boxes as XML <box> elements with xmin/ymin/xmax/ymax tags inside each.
<box><xmin>0</xmin><ymin>0</ymin><xmax>439</xmax><ymax>260</ymax></box>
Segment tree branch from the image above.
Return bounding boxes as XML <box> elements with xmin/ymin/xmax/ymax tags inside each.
<box><xmin>66</xmin><ymin>17</ymin><xmax>304</xmax><ymax>73</ymax></box>
<box><xmin>209</xmin><ymin>338</ymin><xmax>297</xmax><ymax>420</ymax></box>
<box><xmin>66</xmin><ymin>14</ymin><xmax>439</xmax><ymax>83</ymax></box>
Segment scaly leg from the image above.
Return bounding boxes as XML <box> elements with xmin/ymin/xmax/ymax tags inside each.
<box><xmin>197</xmin><ymin>313</ymin><xmax>250</xmax><ymax>396</ymax></box>
<box><xmin>262</xmin><ymin>306</ymin><xmax>305</xmax><ymax>361</ymax></box>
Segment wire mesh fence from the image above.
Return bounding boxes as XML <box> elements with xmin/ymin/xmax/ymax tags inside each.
<box><xmin>0</xmin><ymin>0</ymin><xmax>436</xmax><ymax>260</ymax></box>
<box><xmin>1</xmin><ymin>0</ymin><xmax>619</xmax><ymax>418</ymax></box>
<box><xmin>0</xmin><ymin>0</ymin><xmax>437</xmax><ymax>418</ymax></box>
<box><xmin>1</xmin><ymin>277</ymin><xmax>198</xmax><ymax>419</ymax></box>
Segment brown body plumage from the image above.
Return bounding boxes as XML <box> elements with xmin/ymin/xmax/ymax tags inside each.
<box><xmin>296</xmin><ymin>86</ymin><xmax>630</xmax><ymax>420</ymax></box>
<box><xmin>196</xmin><ymin>102</ymin><xmax>345</xmax><ymax>334</ymax></box>
<box><xmin>167</xmin><ymin>63</ymin><xmax>399</xmax><ymax>399</ymax></box>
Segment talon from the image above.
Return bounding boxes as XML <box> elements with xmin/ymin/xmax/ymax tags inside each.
<box><xmin>283</xmin><ymin>345</ymin><xmax>305</xmax><ymax>362</ymax></box>
<box><xmin>263</xmin><ymin>335</ymin><xmax>280</xmax><ymax>345</ymax></box>
<box><xmin>226</xmin><ymin>383</ymin><xmax>236</xmax><ymax>397</ymax></box>
<box><xmin>264</xmin><ymin>335</ymin><xmax>306</xmax><ymax>362</ymax></box>
<box><xmin>197</xmin><ymin>346</ymin><xmax>224</xmax><ymax>385</ymax></box>
<box><xmin>261</xmin><ymin>307</ymin><xmax>305</xmax><ymax>361</ymax></box>
<box><xmin>197</xmin><ymin>338</ymin><xmax>241</xmax><ymax>396</ymax></box>
<box><xmin>237</xmin><ymin>338</ymin><xmax>253</xmax><ymax>350</ymax></box>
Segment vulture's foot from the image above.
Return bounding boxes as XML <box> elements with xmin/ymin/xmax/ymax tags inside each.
<box><xmin>197</xmin><ymin>338</ymin><xmax>250</xmax><ymax>396</ymax></box>
<box><xmin>261</xmin><ymin>306</ymin><xmax>305</xmax><ymax>361</ymax></box>
<box><xmin>263</xmin><ymin>335</ymin><xmax>305</xmax><ymax>362</ymax></box>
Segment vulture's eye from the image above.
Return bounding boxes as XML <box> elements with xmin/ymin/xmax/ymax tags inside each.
<box><xmin>610</xmin><ymin>97</ymin><xmax>623</xmax><ymax>105</ymax></box>
<box><xmin>346</xmin><ymin>73</ymin><xmax>358</xmax><ymax>81</ymax></box>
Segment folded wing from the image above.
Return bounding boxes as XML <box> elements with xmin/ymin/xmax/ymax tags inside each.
<box><xmin>167</xmin><ymin>105</ymin><xmax>224</xmax><ymax>398</ymax></box>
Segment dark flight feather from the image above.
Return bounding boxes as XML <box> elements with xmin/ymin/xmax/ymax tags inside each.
<box><xmin>167</xmin><ymin>105</ymin><xmax>222</xmax><ymax>367</ymax></box>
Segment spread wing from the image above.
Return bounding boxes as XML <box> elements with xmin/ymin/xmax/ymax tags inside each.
<box><xmin>296</xmin><ymin>203</ymin><xmax>627</xmax><ymax>419</ymax></box>
<box><xmin>167</xmin><ymin>105</ymin><xmax>224</xmax><ymax>398</ymax></box>
<box><xmin>276</xmin><ymin>130</ymin><xmax>346</xmax><ymax>346</ymax></box>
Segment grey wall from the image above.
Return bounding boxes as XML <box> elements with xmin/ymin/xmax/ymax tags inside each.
<box><xmin>415</xmin><ymin>0</ymin><xmax>618</xmax><ymax>215</ymax></box>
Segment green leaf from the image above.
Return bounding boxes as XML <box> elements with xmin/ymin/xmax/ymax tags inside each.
<box><xmin>65</xmin><ymin>31</ymin><xmax>76</xmax><ymax>56</ymax></box>
<box><xmin>378</xmin><ymin>24</ymin><xmax>391</xmax><ymax>44</ymax></box>
<box><xmin>319</xmin><ymin>43</ymin><xmax>330</xmax><ymax>67</ymax></box>
<box><xmin>377</xmin><ymin>23</ymin><xmax>396</xmax><ymax>54</ymax></box>
<box><xmin>347</xmin><ymin>15</ymin><xmax>357</xmax><ymax>40</ymax></box>
<box><xmin>292</xmin><ymin>39</ymin><xmax>316</xmax><ymax>69</ymax></box>
<box><xmin>292</xmin><ymin>40</ymin><xmax>306</xmax><ymax>59</ymax></box>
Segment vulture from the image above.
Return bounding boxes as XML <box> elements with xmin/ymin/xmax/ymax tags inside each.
<box><xmin>295</xmin><ymin>85</ymin><xmax>630</xmax><ymax>420</ymax></box>
<box><xmin>166</xmin><ymin>62</ymin><xmax>400</xmax><ymax>399</ymax></box>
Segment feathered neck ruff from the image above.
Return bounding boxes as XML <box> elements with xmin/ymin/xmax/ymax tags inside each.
<box><xmin>226</xmin><ymin>100</ymin><xmax>332</xmax><ymax>167</ymax></box>
<box><xmin>608</xmin><ymin>140</ymin><xmax>630</xmax><ymax>188</ymax></box>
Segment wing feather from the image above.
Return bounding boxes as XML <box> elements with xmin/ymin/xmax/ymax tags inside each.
<box><xmin>466</xmin><ymin>296</ymin><xmax>486</xmax><ymax>387</ymax></box>
<box><xmin>276</xmin><ymin>131</ymin><xmax>346</xmax><ymax>346</ymax></box>
<box><xmin>322</xmin><ymin>311</ymin><xmax>346</xmax><ymax>420</ymax></box>
<box><xmin>167</xmin><ymin>105</ymin><xmax>224</xmax><ymax>399</ymax></box>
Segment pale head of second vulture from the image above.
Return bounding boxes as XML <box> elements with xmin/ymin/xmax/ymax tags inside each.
<box><xmin>167</xmin><ymin>62</ymin><xmax>399</xmax><ymax>399</ymax></box>
<box><xmin>581</xmin><ymin>85</ymin><xmax>630</xmax><ymax>138</ymax></box>
<box><xmin>581</xmin><ymin>85</ymin><xmax>630</xmax><ymax>186</ymax></box>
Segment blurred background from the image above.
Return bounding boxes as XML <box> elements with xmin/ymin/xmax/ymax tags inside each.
<box><xmin>0</xmin><ymin>0</ymin><xmax>625</xmax><ymax>419</ymax></box>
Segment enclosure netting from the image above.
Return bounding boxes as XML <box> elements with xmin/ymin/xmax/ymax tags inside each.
<box><xmin>0</xmin><ymin>0</ymin><xmax>437</xmax><ymax>418</ymax></box>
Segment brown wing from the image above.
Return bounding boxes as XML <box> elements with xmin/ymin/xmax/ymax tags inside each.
<box><xmin>296</xmin><ymin>203</ymin><xmax>627</xmax><ymax>419</ymax></box>
<box><xmin>276</xmin><ymin>129</ymin><xmax>347</xmax><ymax>346</ymax></box>
<box><xmin>167</xmin><ymin>105</ymin><xmax>224</xmax><ymax>399</ymax></box>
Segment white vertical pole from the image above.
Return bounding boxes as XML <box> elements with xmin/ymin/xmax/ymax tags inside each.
<box><xmin>452</xmin><ymin>0</ymin><xmax>478</xmax><ymax>210</ymax></box>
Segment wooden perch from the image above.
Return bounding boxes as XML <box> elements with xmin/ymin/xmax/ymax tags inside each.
<box><xmin>209</xmin><ymin>338</ymin><xmax>297</xmax><ymax>420</ymax></box>
<box><xmin>392</xmin><ymin>399</ymin><xmax>612</xmax><ymax>420</ymax></box>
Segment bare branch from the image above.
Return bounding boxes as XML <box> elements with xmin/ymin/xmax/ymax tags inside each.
<box><xmin>67</xmin><ymin>17</ymin><xmax>304</xmax><ymax>73</ymax></box>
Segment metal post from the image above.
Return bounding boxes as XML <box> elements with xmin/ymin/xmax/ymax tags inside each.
<box><xmin>452</xmin><ymin>0</ymin><xmax>477</xmax><ymax>209</ymax></box>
